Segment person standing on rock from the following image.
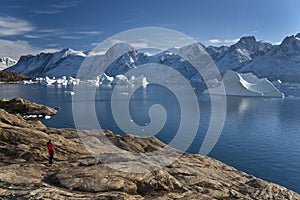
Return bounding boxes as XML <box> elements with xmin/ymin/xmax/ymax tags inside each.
<box><xmin>47</xmin><ymin>140</ymin><xmax>54</xmax><ymax>164</ymax></box>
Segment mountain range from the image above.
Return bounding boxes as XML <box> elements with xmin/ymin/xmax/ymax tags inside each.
<box><xmin>5</xmin><ymin>33</ymin><xmax>300</xmax><ymax>82</ymax></box>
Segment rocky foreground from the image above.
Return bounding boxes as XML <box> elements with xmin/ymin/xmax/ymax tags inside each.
<box><xmin>0</xmin><ymin>99</ymin><xmax>299</xmax><ymax>199</ymax></box>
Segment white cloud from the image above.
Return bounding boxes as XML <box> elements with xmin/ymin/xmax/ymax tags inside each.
<box><xmin>77</xmin><ymin>31</ymin><xmax>102</xmax><ymax>35</ymax></box>
<box><xmin>24</xmin><ymin>29</ymin><xmax>103</xmax><ymax>40</ymax></box>
<box><xmin>37</xmin><ymin>28</ymin><xmax>64</xmax><ymax>33</ymax></box>
<box><xmin>0</xmin><ymin>39</ymin><xmax>59</xmax><ymax>60</ymax></box>
<box><xmin>60</xmin><ymin>35</ymin><xmax>84</xmax><ymax>39</ymax></box>
<box><xmin>32</xmin><ymin>10</ymin><xmax>63</xmax><ymax>14</ymax></box>
<box><xmin>24</xmin><ymin>34</ymin><xmax>43</xmax><ymax>39</ymax></box>
<box><xmin>110</xmin><ymin>39</ymin><xmax>126</xmax><ymax>45</ymax></box>
<box><xmin>207</xmin><ymin>38</ymin><xmax>239</xmax><ymax>46</ymax></box>
<box><xmin>208</xmin><ymin>39</ymin><xmax>221</xmax><ymax>44</ymax></box>
<box><xmin>46</xmin><ymin>43</ymin><xmax>60</xmax><ymax>47</ymax></box>
<box><xmin>59</xmin><ymin>30</ymin><xmax>102</xmax><ymax>40</ymax></box>
<box><xmin>224</xmin><ymin>39</ymin><xmax>239</xmax><ymax>43</ymax></box>
<box><xmin>274</xmin><ymin>41</ymin><xmax>282</xmax><ymax>45</ymax></box>
<box><xmin>0</xmin><ymin>16</ymin><xmax>35</xmax><ymax>36</ymax></box>
<box><xmin>34</xmin><ymin>29</ymin><xmax>65</xmax><ymax>38</ymax></box>
<box><xmin>50</xmin><ymin>1</ymin><xmax>81</xmax><ymax>9</ymax></box>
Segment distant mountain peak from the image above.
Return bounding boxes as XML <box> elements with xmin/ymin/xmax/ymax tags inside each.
<box><xmin>62</xmin><ymin>47</ymin><xmax>73</xmax><ymax>52</ymax></box>
<box><xmin>105</xmin><ymin>43</ymin><xmax>137</xmax><ymax>58</ymax></box>
<box><xmin>238</xmin><ymin>36</ymin><xmax>257</xmax><ymax>44</ymax></box>
<box><xmin>0</xmin><ymin>57</ymin><xmax>17</xmax><ymax>70</ymax></box>
<box><xmin>60</xmin><ymin>48</ymin><xmax>86</xmax><ymax>58</ymax></box>
<box><xmin>109</xmin><ymin>43</ymin><xmax>135</xmax><ymax>52</ymax></box>
<box><xmin>281</xmin><ymin>34</ymin><xmax>300</xmax><ymax>47</ymax></box>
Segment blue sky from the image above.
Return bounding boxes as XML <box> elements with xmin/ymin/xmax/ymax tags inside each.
<box><xmin>0</xmin><ymin>0</ymin><xmax>300</xmax><ymax>59</ymax></box>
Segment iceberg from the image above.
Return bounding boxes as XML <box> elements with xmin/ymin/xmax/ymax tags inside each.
<box><xmin>111</xmin><ymin>75</ymin><xmax>132</xmax><ymax>86</ymax></box>
<box><xmin>22</xmin><ymin>80</ymin><xmax>36</xmax><ymax>85</ymax></box>
<box><xmin>68</xmin><ymin>76</ymin><xmax>80</xmax><ymax>85</ymax></box>
<box><xmin>81</xmin><ymin>79</ymin><xmax>100</xmax><ymax>87</ymax></box>
<box><xmin>44</xmin><ymin>76</ymin><xmax>56</xmax><ymax>85</ymax></box>
<box><xmin>99</xmin><ymin>73</ymin><xmax>114</xmax><ymax>85</ymax></box>
<box><xmin>204</xmin><ymin>70</ymin><xmax>284</xmax><ymax>98</ymax></box>
<box><xmin>56</xmin><ymin>76</ymin><xmax>68</xmax><ymax>86</ymax></box>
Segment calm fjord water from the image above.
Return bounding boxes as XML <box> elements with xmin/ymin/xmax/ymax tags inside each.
<box><xmin>1</xmin><ymin>83</ymin><xmax>300</xmax><ymax>193</ymax></box>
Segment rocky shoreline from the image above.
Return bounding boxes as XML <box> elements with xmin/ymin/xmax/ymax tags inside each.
<box><xmin>0</xmin><ymin>98</ymin><xmax>299</xmax><ymax>199</ymax></box>
<box><xmin>0</xmin><ymin>71</ymin><xmax>31</xmax><ymax>83</ymax></box>
<box><xmin>0</xmin><ymin>98</ymin><xmax>57</xmax><ymax>117</ymax></box>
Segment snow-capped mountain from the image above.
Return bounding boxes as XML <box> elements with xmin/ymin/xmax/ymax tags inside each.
<box><xmin>6</xmin><ymin>43</ymin><xmax>207</xmax><ymax>81</ymax></box>
<box><xmin>207</xmin><ymin>36</ymin><xmax>272</xmax><ymax>73</ymax></box>
<box><xmin>72</xmin><ymin>43</ymin><xmax>148</xmax><ymax>80</ymax></box>
<box><xmin>5</xmin><ymin>33</ymin><xmax>300</xmax><ymax>83</ymax></box>
<box><xmin>240</xmin><ymin>33</ymin><xmax>300</xmax><ymax>82</ymax></box>
<box><xmin>0</xmin><ymin>57</ymin><xmax>17</xmax><ymax>70</ymax></box>
<box><xmin>6</xmin><ymin>43</ymin><xmax>147</xmax><ymax>79</ymax></box>
<box><xmin>104</xmin><ymin>43</ymin><xmax>146</xmax><ymax>76</ymax></box>
<box><xmin>6</xmin><ymin>48</ymin><xmax>87</xmax><ymax>78</ymax></box>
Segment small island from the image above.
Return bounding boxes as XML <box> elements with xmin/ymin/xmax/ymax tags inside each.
<box><xmin>0</xmin><ymin>98</ymin><xmax>299</xmax><ymax>199</ymax></box>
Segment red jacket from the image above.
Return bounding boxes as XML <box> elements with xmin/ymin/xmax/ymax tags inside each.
<box><xmin>47</xmin><ymin>143</ymin><xmax>54</xmax><ymax>154</ymax></box>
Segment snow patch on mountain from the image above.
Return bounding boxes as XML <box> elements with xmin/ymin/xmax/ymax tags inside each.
<box><xmin>0</xmin><ymin>57</ymin><xmax>17</xmax><ymax>70</ymax></box>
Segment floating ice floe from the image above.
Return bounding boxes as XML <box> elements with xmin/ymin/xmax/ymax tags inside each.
<box><xmin>22</xmin><ymin>80</ymin><xmax>37</xmax><ymax>85</ymax></box>
<box><xmin>44</xmin><ymin>76</ymin><xmax>56</xmax><ymax>85</ymax></box>
<box><xmin>56</xmin><ymin>76</ymin><xmax>68</xmax><ymax>86</ymax></box>
<box><xmin>68</xmin><ymin>76</ymin><xmax>80</xmax><ymax>85</ymax></box>
<box><xmin>28</xmin><ymin>74</ymin><xmax>149</xmax><ymax>87</ymax></box>
<box><xmin>204</xmin><ymin>70</ymin><xmax>284</xmax><ymax>98</ymax></box>
<box><xmin>35</xmin><ymin>76</ymin><xmax>80</xmax><ymax>86</ymax></box>
<box><xmin>44</xmin><ymin>115</ymin><xmax>51</xmax><ymax>119</ymax></box>
<box><xmin>65</xmin><ymin>91</ymin><xmax>75</xmax><ymax>95</ymax></box>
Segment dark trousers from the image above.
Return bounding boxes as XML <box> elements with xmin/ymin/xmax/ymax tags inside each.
<box><xmin>49</xmin><ymin>153</ymin><xmax>54</xmax><ymax>164</ymax></box>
